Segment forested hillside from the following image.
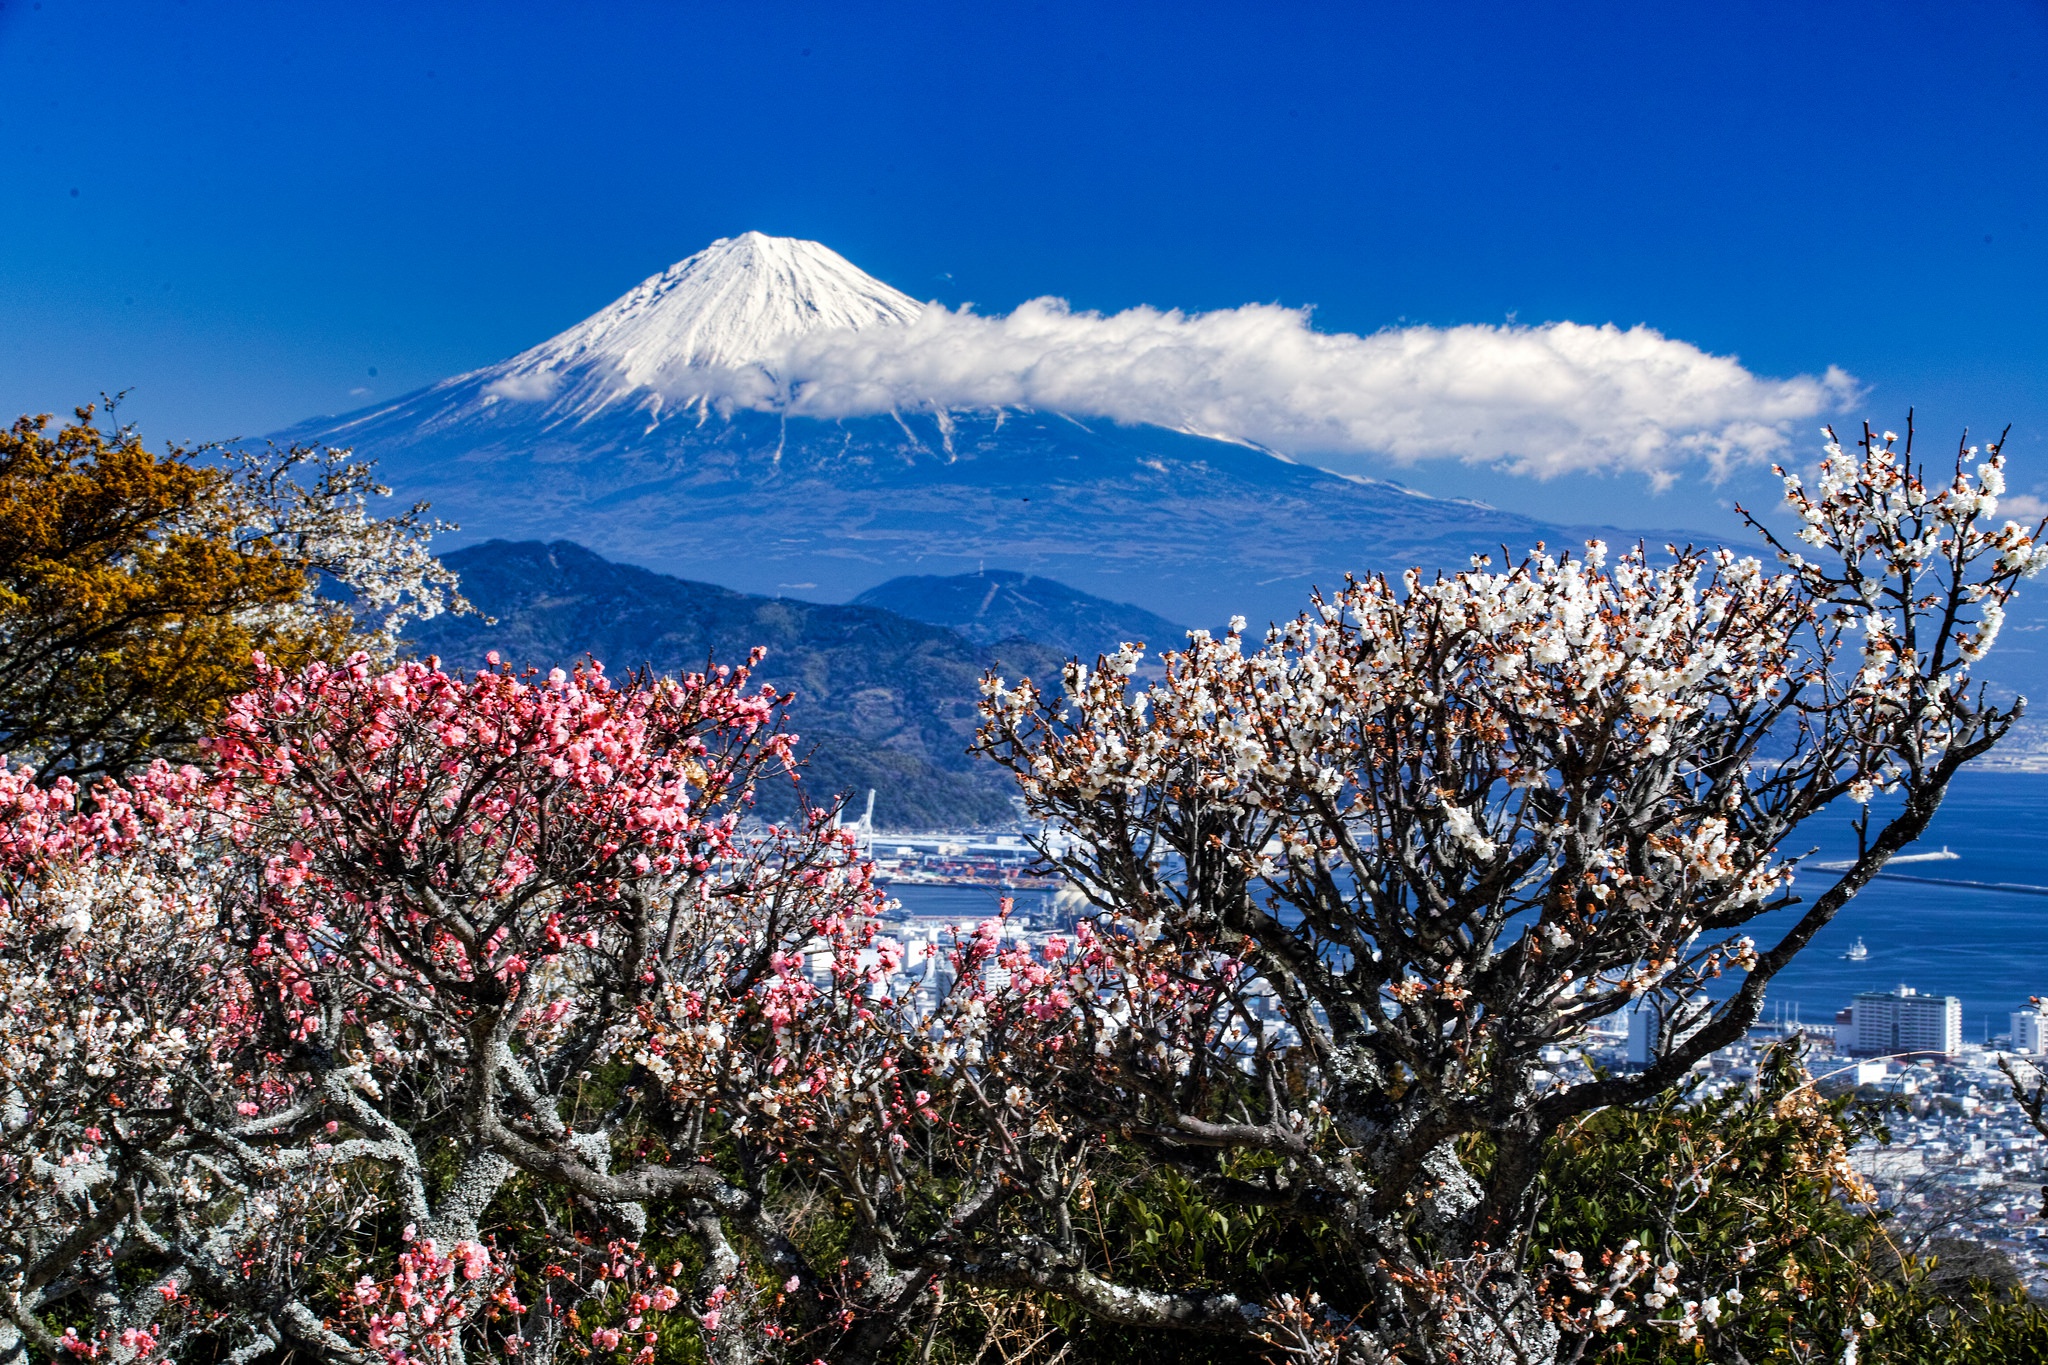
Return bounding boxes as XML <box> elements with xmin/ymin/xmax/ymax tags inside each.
<box><xmin>405</xmin><ymin>540</ymin><xmax>1065</xmax><ymax>827</ymax></box>
<box><xmin>852</xmin><ymin>567</ymin><xmax>1190</xmax><ymax>663</ymax></box>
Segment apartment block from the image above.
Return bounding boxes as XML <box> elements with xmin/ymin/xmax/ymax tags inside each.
<box><xmin>1849</xmin><ymin>985</ymin><xmax>1962</xmax><ymax>1059</ymax></box>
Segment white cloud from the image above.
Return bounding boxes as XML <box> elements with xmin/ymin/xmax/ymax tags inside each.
<box><xmin>484</xmin><ymin>369</ymin><xmax>563</xmax><ymax>401</ymax></box>
<box><xmin>2004</xmin><ymin>493</ymin><xmax>2048</xmax><ymax>522</ymax></box>
<box><xmin>745</xmin><ymin>300</ymin><xmax>1854</xmax><ymax>485</ymax></box>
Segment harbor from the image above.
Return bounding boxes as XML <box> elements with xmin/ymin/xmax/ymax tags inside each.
<box><xmin>840</xmin><ymin>791</ymin><xmax>1069</xmax><ymax>890</ymax></box>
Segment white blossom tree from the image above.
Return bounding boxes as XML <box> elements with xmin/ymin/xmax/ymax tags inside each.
<box><xmin>953</xmin><ymin>424</ymin><xmax>2046</xmax><ymax>1361</ymax></box>
<box><xmin>0</xmin><ymin>759</ymin><xmax>290</xmax><ymax>1365</ymax></box>
<box><xmin>215</xmin><ymin>437</ymin><xmax>470</xmax><ymax>646</ymax></box>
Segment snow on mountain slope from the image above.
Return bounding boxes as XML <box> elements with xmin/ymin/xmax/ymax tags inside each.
<box><xmin>270</xmin><ymin>233</ymin><xmax>2048</xmax><ymax>708</ymax></box>
<box><xmin>276</xmin><ymin>234</ymin><xmax>1709</xmax><ymax>632</ymax></box>
<box><xmin>462</xmin><ymin>232</ymin><xmax>923</xmax><ymax>421</ymax></box>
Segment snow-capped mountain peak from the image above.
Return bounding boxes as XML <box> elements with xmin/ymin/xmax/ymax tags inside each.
<box><xmin>476</xmin><ymin>232</ymin><xmax>922</xmax><ymax>417</ymax></box>
<box><xmin>282</xmin><ymin>233</ymin><xmax>1712</xmax><ymax>647</ymax></box>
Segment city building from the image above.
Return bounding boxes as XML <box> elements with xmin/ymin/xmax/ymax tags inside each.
<box><xmin>1624</xmin><ymin>1002</ymin><xmax>1713</xmax><ymax>1068</ymax></box>
<box><xmin>1627</xmin><ymin>1004</ymin><xmax>1655</xmax><ymax>1067</ymax></box>
<box><xmin>2013</xmin><ymin>1007</ymin><xmax>2047</xmax><ymax>1056</ymax></box>
<box><xmin>1850</xmin><ymin>985</ymin><xmax>1963</xmax><ymax>1059</ymax></box>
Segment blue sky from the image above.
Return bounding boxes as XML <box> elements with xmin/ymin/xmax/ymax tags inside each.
<box><xmin>2</xmin><ymin>0</ymin><xmax>2043</xmax><ymax>527</ymax></box>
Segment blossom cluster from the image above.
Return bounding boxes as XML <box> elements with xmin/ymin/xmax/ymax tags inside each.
<box><xmin>343</xmin><ymin>1231</ymin><xmax>524</xmax><ymax>1365</ymax></box>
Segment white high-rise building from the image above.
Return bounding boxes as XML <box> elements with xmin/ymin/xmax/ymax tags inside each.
<box><xmin>1627</xmin><ymin>1004</ymin><xmax>1656</xmax><ymax>1067</ymax></box>
<box><xmin>1849</xmin><ymin>985</ymin><xmax>1962</xmax><ymax>1058</ymax></box>
<box><xmin>2012</xmin><ymin>1008</ymin><xmax>2047</xmax><ymax>1055</ymax></box>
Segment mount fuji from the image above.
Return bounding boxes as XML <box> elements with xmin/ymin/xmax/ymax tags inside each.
<box><xmin>279</xmin><ymin>232</ymin><xmax>1683</xmax><ymax>630</ymax></box>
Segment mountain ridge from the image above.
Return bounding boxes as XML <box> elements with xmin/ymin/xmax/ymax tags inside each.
<box><xmin>854</xmin><ymin>569</ymin><xmax>1189</xmax><ymax>663</ymax></box>
<box><xmin>403</xmin><ymin>539</ymin><xmax>1065</xmax><ymax>829</ymax></box>
<box><xmin>295</xmin><ymin>398</ymin><xmax>1656</xmax><ymax>630</ymax></box>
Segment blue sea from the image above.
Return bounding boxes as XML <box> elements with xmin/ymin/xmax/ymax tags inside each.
<box><xmin>892</xmin><ymin>769</ymin><xmax>2048</xmax><ymax>1036</ymax></box>
<box><xmin>1740</xmin><ymin>768</ymin><xmax>2048</xmax><ymax>1036</ymax></box>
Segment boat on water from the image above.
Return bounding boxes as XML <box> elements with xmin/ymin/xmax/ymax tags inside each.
<box><xmin>1843</xmin><ymin>937</ymin><xmax>1870</xmax><ymax>961</ymax></box>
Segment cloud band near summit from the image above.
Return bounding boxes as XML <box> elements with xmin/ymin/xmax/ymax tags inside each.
<box><xmin>770</xmin><ymin>300</ymin><xmax>1855</xmax><ymax>485</ymax></box>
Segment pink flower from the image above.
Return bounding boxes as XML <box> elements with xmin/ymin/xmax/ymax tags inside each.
<box><xmin>453</xmin><ymin>1240</ymin><xmax>493</xmax><ymax>1280</ymax></box>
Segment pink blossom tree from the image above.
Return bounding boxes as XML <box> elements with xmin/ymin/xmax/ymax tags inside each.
<box><xmin>196</xmin><ymin>650</ymin><xmax>897</xmax><ymax>1364</ymax></box>
<box><xmin>0</xmin><ymin>649</ymin><xmax>917</xmax><ymax>1365</ymax></box>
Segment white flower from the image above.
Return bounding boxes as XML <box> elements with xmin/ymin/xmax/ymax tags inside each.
<box><xmin>1439</xmin><ymin>802</ymin><xmax>1496</xmax><ymax>860</ymax></box>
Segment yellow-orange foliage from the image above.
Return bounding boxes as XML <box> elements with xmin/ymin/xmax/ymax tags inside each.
<box><xmin>0</xmin><ymin>408</ymin><xmax>360</xmax><ymax>777</ymax></box>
